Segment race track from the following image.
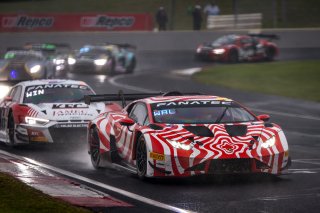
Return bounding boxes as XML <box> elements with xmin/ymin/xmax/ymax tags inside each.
<box><xmin>1</xmin><ymin>32</ymin><xmax>320</xmax><ymax>213</ymax></box>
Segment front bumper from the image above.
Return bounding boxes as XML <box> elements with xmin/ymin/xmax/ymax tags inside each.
<box><xmin>15</xmin><ymin>122</ymin><xmax>88</xmax><ymax>144</ymax></box>
<box><xmin>146</xmin><ymin>151</ymin><xmax>291</xmax><ymax>177</ymax></box>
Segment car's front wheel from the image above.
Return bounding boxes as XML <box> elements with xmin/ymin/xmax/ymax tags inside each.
<box><xmin>8</xmin><ymin>112</ymin><xmax>16</xmax><ymax>147</ymax></box>
<box><xmin>136</xmin><ymin>136</ymin><xmax>147</xmax><ymax>179</ymax></box>
<box><xmin>89</xmin><ymin>126</ymin><xmax>104</xmax><ymax>169</ymax></box>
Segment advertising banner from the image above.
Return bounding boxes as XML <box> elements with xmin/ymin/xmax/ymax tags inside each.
<box><xmin>0</xmin><ymin>13</ymin><xmax>153</xmax><ymax>32</ymax></box>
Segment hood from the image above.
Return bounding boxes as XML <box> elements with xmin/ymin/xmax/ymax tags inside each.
<box><xmin>28</xmin><ymin>102</ymin><xmax>105</xmax><ymax>121</ymax></box>
<box><xmin>148</xmin><ymin>123</ymin><xmax>271</xmax><ymax>156</ymax></box>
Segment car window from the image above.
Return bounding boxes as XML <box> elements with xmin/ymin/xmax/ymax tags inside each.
<box><xmin>129</xmin><ymin>103</ymin><xmax>148</xmax><ymax>125</ymax></box>
<box><xmin>10</xmin><ymin>86</ymin><xmax>22</xmax><ymax>102</ymax></box>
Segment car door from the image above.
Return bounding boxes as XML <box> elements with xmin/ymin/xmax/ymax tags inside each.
<box><xmin>114</xmin><ymin>102</ymin><xmax>149</xmax><ymax>161</ymax></box>
<box><xmin>0</xmin><ymin>85</ymin><xmax>22</xmax><ymax>138</ymax></box>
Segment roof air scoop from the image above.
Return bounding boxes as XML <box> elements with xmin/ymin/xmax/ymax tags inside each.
<box><xmin>183</xmin><ymin>126</ymin><xmax>214</xmax><ymax>137</ymax></box>
<box><xmin>225</xmin><ymin>125</ymin><xmax>247</xmax><ymax>137</ymax></box>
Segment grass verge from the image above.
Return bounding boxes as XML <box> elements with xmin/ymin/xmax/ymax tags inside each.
<box><xmin>0</xmin><ymin>172</ymin><xmax>90</xmax><ymax>213</ymax></box>
<box><xmin>194</xmin><ymin>60</ymin><xmax>320</xmax><ymax>102</ymax></box>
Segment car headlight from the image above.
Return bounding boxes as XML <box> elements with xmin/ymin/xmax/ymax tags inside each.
<box><xmin>196</xmin><ymin>47</ymin><xmax>202</xmax><ymax>53</ymax></box>
<box><xmin>94</xmin><ymin>58</ymin><xmax>107</xmax><ymax>66</ymax></box>
<box><xmin>68</xmin><ymin>57</ymin><xmax>76</xmax><ymax>65</ymax></box>
<box><xmin>168</xmin><ymin>139</ymin><xmax>192</xmax><ymax>150</ymax></box>
<box><xmin>213</xmin><ymin>48</ymin><xmax>225</xmax><ymax>54</ymax></box>
<box><xmin>25</xmin><ymin>117</ymin><xmax>49</xmax><ymax>126</ymax></box>
<box><xmin>53</xmin><ymin>59</ymin><xmax>65</xmax><ymax>65</ymax></box>
<box><xmin>30</xmin><ymin>65</ymin><xmax>41</xmax><ymax>73</ymax></box>
<box><xmin>0</xmin><ymin>85</ymin><xmax>10</xmax><ymax>99</ymax></box>
<box><xmin>261</xmin><ymin>136</ymin><xmax>276</xmax><ymax>148</ymax></box>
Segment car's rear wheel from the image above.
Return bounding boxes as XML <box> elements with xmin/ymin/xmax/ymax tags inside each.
<box><xmin>89</xmin><ymin>126</ymin><xmax>103</xmax><ymax>169</ymax></box>
<box><xmin>265</xmin><ymin>47</ymin><xmax>276</xmax><ymax>61</ymax></box>
<box><xmin>136</xmin><ymin>136</ymin><xmax>147</xmax><ymax>179</ymax></box>
<box><xmin>228</xmin><ymin>49</ymin><xmax>239</xmax><ymax>63</ymax></box>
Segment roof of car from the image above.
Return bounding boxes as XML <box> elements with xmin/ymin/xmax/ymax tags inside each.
<box><xmin>15</xmin><ymin>79</ymin><xmax>88</xmax><ymax>87</ymax></box>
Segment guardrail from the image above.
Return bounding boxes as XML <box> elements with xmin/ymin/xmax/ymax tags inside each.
<box><xmin>206</xmin><ymin>13</ymin><xmax>262</xmax><ymax>29</ymax></box>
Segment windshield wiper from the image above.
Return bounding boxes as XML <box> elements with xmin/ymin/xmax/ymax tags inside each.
<box><xmin>215</xmin><ymin>107</ymin><xmax>229</xmax><ymax>123</ymax></box>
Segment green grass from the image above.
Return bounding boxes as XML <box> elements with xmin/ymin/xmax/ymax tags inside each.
<box><xmin>194</xmin><ymin>60</ymin><xmax>320</xmax><ymax>102</ymax></box>
<box><xmin>0</xmin><ymin>0</ymin><xmax>320</xmax><ymax>29</ymax></box>
<box><xmin>0</xmin><ymin>173</ymin><xmax>90</xmax><ymax>213</ymax></box>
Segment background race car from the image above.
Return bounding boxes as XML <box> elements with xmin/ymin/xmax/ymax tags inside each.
<box><xmin>67</xmin><ymin>44</ymin><xmax>136</xmax><ymax>75</ymax></box>
<box><xmin>0</xmin><ymin>49</ymin><xmax>55</xmax><ymax>81</ymax></box>
<box><xmin>23</xmin><ymin>42</ymin><xmax>71</xmax><ymax>77</ymax></box>
<box><xmin>0</xmin><ymin>79</ymin><xmax>117</xmax><ymax>146</ymax></box>
<box><xmin>195</xmin><ymin>34</ymin><xmax>279</xmax><ymax>63</ymax></box>
<box><xmin>85</xmin><ymin>91</ymin><xmax>291</xmax><ymax>180</ymax></box>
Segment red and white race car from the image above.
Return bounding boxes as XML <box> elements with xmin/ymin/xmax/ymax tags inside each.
<box><xmin>85</xmin><ymin>91</ymin><xmax>291</xmax><ymax>179</ymax></box>
<box><xmin>0</xmin><ymin>79</ymin><xmax>114</xmax><ymax>146</ymax></box>
<box><xmin>195</xmin><ymin>34</ymin><xmax>279</xmax><ymax>63</ymax></box>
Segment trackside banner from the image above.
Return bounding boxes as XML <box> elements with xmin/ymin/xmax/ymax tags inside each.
<box><xmin>0</xmin><ymin>13</ymin><xmax>153</xmax><ymax>32</ymax></box>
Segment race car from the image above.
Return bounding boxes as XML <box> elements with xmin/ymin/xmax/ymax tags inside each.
<box><xmin>67</xmin><ymin>43</ymin><xmax>136</xmax><ymax>75</ymax></box>
<box><xmin>23</xmin><ymin>42</ymin><xmax>71</xmax><ymax>77</ymax></box>
<box><xmin>0</xmin><ymin>49</ymin><xmax>55</xmax><ymax>81</ymax></box>
<box><xmin>85</xmin><ymin>91</ymin><xmax>291</xmax><ymax>179</ymax></box>
<box><xmin>195</xmin><ymin>34</ymin><xmax>279</xmax><ymax>63</ymax></box>
<box><xmin>0</xmin><ymin>79</ymin><xmax>115</xmax><ymax>146</ymax></box>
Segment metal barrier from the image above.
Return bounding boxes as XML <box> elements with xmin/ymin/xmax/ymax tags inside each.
<box><xmin>206</xmin><ymin>13</ymin><xmax>262</xmax><ymax>29</ymax></box>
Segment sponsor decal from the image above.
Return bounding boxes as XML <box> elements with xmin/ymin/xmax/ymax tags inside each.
<box><xmin>26</xmin><ymin>84</ymin><xmax>88</xmax><ymax>92</ymax></box>
<box><xmin>53</xmin><ymin>110</ymin><xmax>93</xmax><ymax>117</ymax></box>
<box><xmin>153</xmin><ymin>109</ymin><xmax>176</xmax><ymax>116</ymax></box>
<box><xmin>155</xmin><ymin>100</ymin><xmax>233</xmax><ymax>108</ymax></box>
<box><xmin>55</xmin><ymin>123</ymin><xmax>88</xmax><ymax>128</ymax></box>
<box><xmin>25</xmin><ymin>89</ymin><xmax>45</xmax><ymax>98</ymax></box>
<box><xmin>52</xmin><ymin>103</ymin><xmax>88</xmax><ymax>109</ymax></box>
<box><xmin>2</xmin><ymin>16</ymin><xmax>54</xmax><ymax>29</ymax></box>
<box><xmin>81</xmin><ymin>15</ymin><xmax>135</xmax><ymax>29</ymax></box>
<box><xmin>150</xmin><ymin>152</ymin><xmax>165</xmax><ymax>161</ymax></box>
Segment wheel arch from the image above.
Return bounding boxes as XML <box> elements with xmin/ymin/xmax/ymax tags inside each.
<box><xmin>132</xmin><ymin>130</ymin><xmax>143</xmax><ymax>160</ymax></box>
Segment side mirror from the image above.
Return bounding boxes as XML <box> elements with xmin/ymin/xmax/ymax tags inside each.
<box><xmin>4</xmin><ymin>96</ymin><xmax>12</xmax><ymax>102</ymax></box>
<box><xmin>257</xmin><ymin>114</ymin><xmax>270</xmax><ymax>122</ymax></box>
<box><xmin>119</xmin><ymin>117</ymin><xmax>135</xmax><ymax>126</ymax></box>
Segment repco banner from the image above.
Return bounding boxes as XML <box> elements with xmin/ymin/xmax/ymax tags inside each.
<box><xmin>0</xmin><ymin>13</ymin><xmax>153</xmax><ymax>32</ymax></box>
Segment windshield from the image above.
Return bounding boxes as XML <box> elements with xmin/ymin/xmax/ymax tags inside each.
<box><xmin>23</xmin><ymin>84</ymin><xmax>94</xmax><ymax>104</ymax></box>
<box><xmin>78</xmin><ymin>47</ymin><xmax>111</xmax><ymax>58</ymax></box>
<box><xmin>151</xmin><ymin>101</ymin><xmax>256</xmax><ymax>124</ymax></box>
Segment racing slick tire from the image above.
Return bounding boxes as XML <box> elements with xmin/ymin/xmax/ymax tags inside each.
<box><xmin>126</xmin><ymin>57</ymin><xmax>136</xmax><ymax>74</ymax></box>
<box><xmin>8</xmin><ymin>112</ymin><xmax>16</xmax><ymax>147</ymax></box>
<box><xmin>136</xmin><ymin>136</ymin><xmax>148</xmax><ymax>180</ymax></box>
<box><xmin>89</xmin><ymin>126</ymin><xmax>105</xmax><ymax>169</ymax></box>
<box><xmin>228</xmin><ymin>49</ymin><xmax>239</xmax><ymax>63</ymax></box>
<box><xmin>265</xmin><ymin>47</ymin><xmax>276</xmax><ymax>61</ymax></box>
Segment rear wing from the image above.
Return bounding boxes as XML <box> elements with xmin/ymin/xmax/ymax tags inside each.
<box><xmin>248</xmin><ymin>33</ymin><xmax>280</xmax><ymax>40</ymax></box>
<box><xmin>23</xmin><ymin>43</ymin><xmax>71</xmax><ymax>54</ymax></box>
<box><xmin>85</xmin><ymin>90</ymin><xmax>201</xmax><ymax>107</ymax></box>
<box><xmin>104</xmin><ymin>43</ymin><xmax>137</xmax><ymax>49</ymax></box>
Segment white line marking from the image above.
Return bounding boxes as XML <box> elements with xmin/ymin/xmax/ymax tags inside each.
<box><xmin>293</xmin><ymin>160</ymin><xmax>320</xmax><ymax>166</ymax></box>
<box><xmin>172</xmin><ymin>68</ymin><xmax>202</xmax><ymax>76</ymax></box>
<box><xmin>0</xmin><ymin>150</ymin><xmax>195</xmax><ymax>213</ymax></box>
<box><xmin>286</xmin><ymin>131</ymin><xmax>320</xmax><ymax>138</ymax></box>
<box><xmin>252</xmin><ymin>108</ymin><xmax>320</xmax><ymax>121</ymax></box>
<box><xmin>109</xmin><ymin>74</ymin><xmax>158</xmax><ymax>93</ymax></box>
